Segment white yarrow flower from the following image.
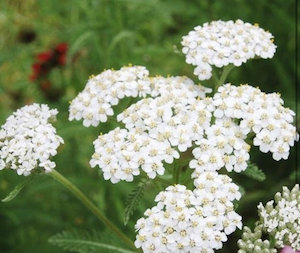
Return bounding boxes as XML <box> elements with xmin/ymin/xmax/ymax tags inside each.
<box><xmin>135</xmin><ymin>173</ymin><xmax>242</xmax><ymax>253</ymax></box>
<box><xmin>214</xmin><ymin>84</ymin><xmax>298</xmax><ymax>161</ymax></box>
<box><xmin>69</xmin><ymin>65</ymin><xmax>151</xmax><ymax>127</ymax></box>
<box><xmin>0</xmin><ymin>104</ymin><xmax>64</xmax><ymax>175</ymax></box>
<box><xmin>182</xmin><ymin>20</ymin><xmax>276</xmax><ymax>80</ymax></box>
<box><xmin>257</xmin><ymin>184</ymin><xmax>300</xmax><ymax>251</ymax></box>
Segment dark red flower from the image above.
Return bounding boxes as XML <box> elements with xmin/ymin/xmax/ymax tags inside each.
<box><xmin>57</xmin><ymin>54</ymin><xmax>66</xmax><ymax>65</ymax></box>
<box><xmin>29</xmin><ymin>42</ymin><xmax>68</xmax><ymax>82</ymax></box>
<box><xmin>37</xmin><ymin>50</ymin><xmax>53</xmax><ymax>63</ymax></box>
<box><xmin>55</xmin><ymin>43</ymin><xmax>68</xmax><ymax>54</ymax></box>
<box><xmin>32</xmin><ymin>63</ymin><xmax>41</xmax><ymax>73</ymax></box>
<box><xmin>29</xmin><ymin>62</ymin><xmax>50</xmax><ymax>81</ymax></box>
<box><xmin>29</xmin><ymin>63</ymin><xmax>41</xmax><ymax>80</ymax></box>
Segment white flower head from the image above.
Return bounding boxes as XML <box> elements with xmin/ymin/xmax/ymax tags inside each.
<box><xmin>237</xmin><ymin>224</ymin><xmax>277</xmax><ymax>253</ymax></box>
<box><xmin>214</xmin><ymin>84</ymin><xmax>298</xmax><ymax>161</ymax></box>
<box><xmin>90</xmin><ymin>127</ymin><xmax>178</xmax><ymax>183</ymax></box>
<box><xmin>91</xmin><ymin>76</ymin><xmax>213</xmax><ymax>183</ymax></box>
<box><xmin>182</xmin><ymin>20</ymin><xmax>276</xmax><ymax>80</ymax></box>
<box><xmin>257</xmin><ymin>184</ymin><xmax>300</xmax><ymax>251</ymax></box>
<box><xmin>190</xmin><ymin>117</ymin><xmax>250</xmax><ymax>176</ymax></box>
<box><xmin>0</xmin><ymin>104</ymin><xmax>64</xmax><ymax>176</ymax></box>
<box><xmin>135</xmin><ymin>173</ymin><xmax>242</xmax><ymax>253</ymax></box>
<box><xmin>69</xmin><ymin>65</ymin><xmax>151</xmax><ymax>127</ymax></box>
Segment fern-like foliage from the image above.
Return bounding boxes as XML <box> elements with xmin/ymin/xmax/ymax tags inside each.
<box><xmin>124</xmin><ymin>178</ymin><xmax>150</xmax><ymax>225</ymax></box>
<box><xmin>49</xmin><ymin>229</ymin><xmax>135</xmax><ymax>253</ymax></box>
<box><xmin>2</xmin><ymin>174</ymin><xmax>37</xmax><ymax>202</ymax></box>
<box><xmin>242</xmin><ymin>161</ymin><xmax>266</xmax><ymax>182</ymax></box>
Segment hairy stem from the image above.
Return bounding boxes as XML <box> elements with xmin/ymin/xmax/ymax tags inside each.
<box><xmin>49</xmin><ymin>169</ymin><xmax>139</xmax><ymax>252</ymax></box>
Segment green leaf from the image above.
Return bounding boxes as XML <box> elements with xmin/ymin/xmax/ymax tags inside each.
<box><xmin>2</xmin><ymin>174</ymin><xmax>36</xmax><ymax>202</ymax></box>
<box><xmin>242</xmin><ymin>162</ymin><xmax>266</xmax><ymax>182</ymax></box>
<box><xmin>124</xmin><ymin>178</ymin><xmax>150</xmax><ymax>225</ymax></box>
<box><xmin>108</xmin><ymin>30</ymin><xmax>136</xmax><ymax>53</ymax></box>
<box><xmin>49</xmin><ymin>230</ymin><xmax>135</xmax><ymax>253</ymax></box>
<box><xmin>69</xmin><ymin>31</ymin><xmax>95</xmax><ymax>56</ymax></box>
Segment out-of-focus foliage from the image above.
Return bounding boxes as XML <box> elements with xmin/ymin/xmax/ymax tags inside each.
<box><xmin>48</xmin><ymin>229</ymin><xmax>131</xmax><ymax>253</ymax></box>
<box><xmin>0</xmin><ymin>0</ymin><xmax>297</xmax><ymax>252</ymax></box>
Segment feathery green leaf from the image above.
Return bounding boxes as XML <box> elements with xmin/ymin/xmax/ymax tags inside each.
<box><xmin>2</xmin><ymin>174</ymin><xmax>36</xmax><ymax>202</ymax></box>
<box><xmin>242</xmin><ymin>161</ymin><xmax>266</xmax><ymax>182</ymax></box>
<box><xmin>49</xmin><ymin>230</ymin><xmax>135</xmax><ymax>253</ymax></box>
<box><xmin>124</xmin><ymin>178</ymin><xmax>150</xmax><ymax>225</ymax></box>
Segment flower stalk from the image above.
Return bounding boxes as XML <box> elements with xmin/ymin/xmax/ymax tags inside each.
<box><xmin>173</xmin><ymin>164</ymin><xmax>180</xmax><ymax>184</ymax></box>
<box><xmin>215</xmin><ymin>64</ymin><xmax>235</xmax><ymax>92</ymax></box>
<box><xmin>49</xmin><ymin>169</ymin><xmax>139</xmax><ymax>252</ymax></box>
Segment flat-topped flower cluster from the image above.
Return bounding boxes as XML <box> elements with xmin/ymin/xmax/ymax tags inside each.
<box><xmin>238</xmin><ymin>184</ymin><xmax>300</xmax><ymax>252</ymax></box>
<box><xmin>135</xmin><ymin>173</ymin><xmax>242</xmax><ymax>253</ymax></box>
<box><xmin>212</xmin><ymin>84</ymin><xmax>297</xmax><ymax>161</ymax></box>
<box><xmin>181</xmin><ymin>19</ymin><xmax>276</xmax><ymax>80</ymax></box>
<box><xmin>0</xmin><ymin>104</ymin><xmax>63</xmax><ymax>176</ymax></box>
<box><xmin>89</xmin><ymin>74</ymin><xmax>212</xmax><ymax>183</ymax></box>
<box><xmin>72</xmin><ymin>66</ymin><xmax>298</xmax><ymax>184</ymax></box>
<box><xmin>69</xmin><ymin>66</ymin><xmax>151</xmax><ymax>127</ymax></box>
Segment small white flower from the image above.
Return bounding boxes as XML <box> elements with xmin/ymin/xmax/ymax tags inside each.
<box><xmin>69</xmin><ymin>65</ymin><xmax>151</xmax><ymax>127</ymax></box>
<box><xmin>135</xmin><ymin>174</ymin><xmax>241</xmax><ymax>253</ymax></box>
<box><xmin>214</xmin><ymin>84</ymin><xmax>298</xmax><ymax>162</ymax></box>
<box><xmin>257</xmin><ymin>184</ymin><xmax>300</xmax><ymax>251</ymax></box>
<box><xmin>182</xmin><ymin>20</ymin><xmax>276</xmax><ymax>80</ymax></box>
<box><xmin>0</xmin><ymin>104</ymin><xmax>64</xmax><ymax>175</ymax></box>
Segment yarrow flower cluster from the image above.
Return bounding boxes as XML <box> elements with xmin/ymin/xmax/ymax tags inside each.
<box><xmin>238</xmin><ymin>184</ymin><xmax>300</xmax><ymax>252</ymax></box>
<box><xmin>258</xmin><ymin>184</ymin><xmax>300</xmax><ymax>251</ymax></box>
<box><xmin>237</xmin><ymin>224</ymin><xmax>277</xmax><ymax>253</ymax></box>
<box><xmin>135</xmin><ymin>172</ymin><xmax>242</xmax><ymax>253</ymax></box>
<box><xmin>189</xmin><ymin>117</ymin><xmax>250</xmax><ymax>177</ymax></box>
<box><xmin>90</xmin><ymin>76</ymin><xmax>214</xmax><ymax>182</ymax></box>
<box><xmin>181</xmin><ymin>19</ymin><xmax>276</xmax><ymax>80</ymax></box>
<box><xmin>117</xmin><ymin>76</ymin><xmax>212</xmax><ymax>137</ymax></box>
<box><xmin>90</xmin><ymin>127</ymin><xmax>180</xmax><ymax>183</ymax></box>
<box><xmin>0</xmin><ymin>104</ymin><xmax>64</xmax><ymax>176</ymax></box>
<box><xmin>86</xmin><ymin>72</ymin><xmax>297</xmax><ymax>183</ymax></box>
<box><xmin>213</xmin><ymin>84</ymin><xmax>299</xmax><ymax>161</ymax></box>
<box><xmin>69</xmin><ymin>65</ymin><xmax>151</xmax><ymax>127</ymax></box>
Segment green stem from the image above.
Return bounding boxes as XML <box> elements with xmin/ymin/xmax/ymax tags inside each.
<box><xmin>214</xmin><ymin>64</ymin><xmax>235</xmax><ymax>92</ymax></box>
<box><xmin>49</xmin><ymin>169</ymin><xmax>139</xmax><ymax>252</ymax></box>
<box><xmin>173</xmin><ymin>164</ymin><xmax>180</xmax><ymax>184</ymax></box>
<box><xmin>211</xmin><ymin>68</ymin><xmax>219</xmax><ymax>87</ymax></box>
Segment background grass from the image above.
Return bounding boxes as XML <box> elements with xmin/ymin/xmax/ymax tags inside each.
<box><xmin>0</xmin><ymin>0</ymin><xmax>298</xmax><ymax>252</ymax></box>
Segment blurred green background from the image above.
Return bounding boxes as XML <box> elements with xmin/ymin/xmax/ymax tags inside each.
<box><xmin>0</xmin><ymin>0</ymin><xmax>298</xmax><ymax>252</ymax></box>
